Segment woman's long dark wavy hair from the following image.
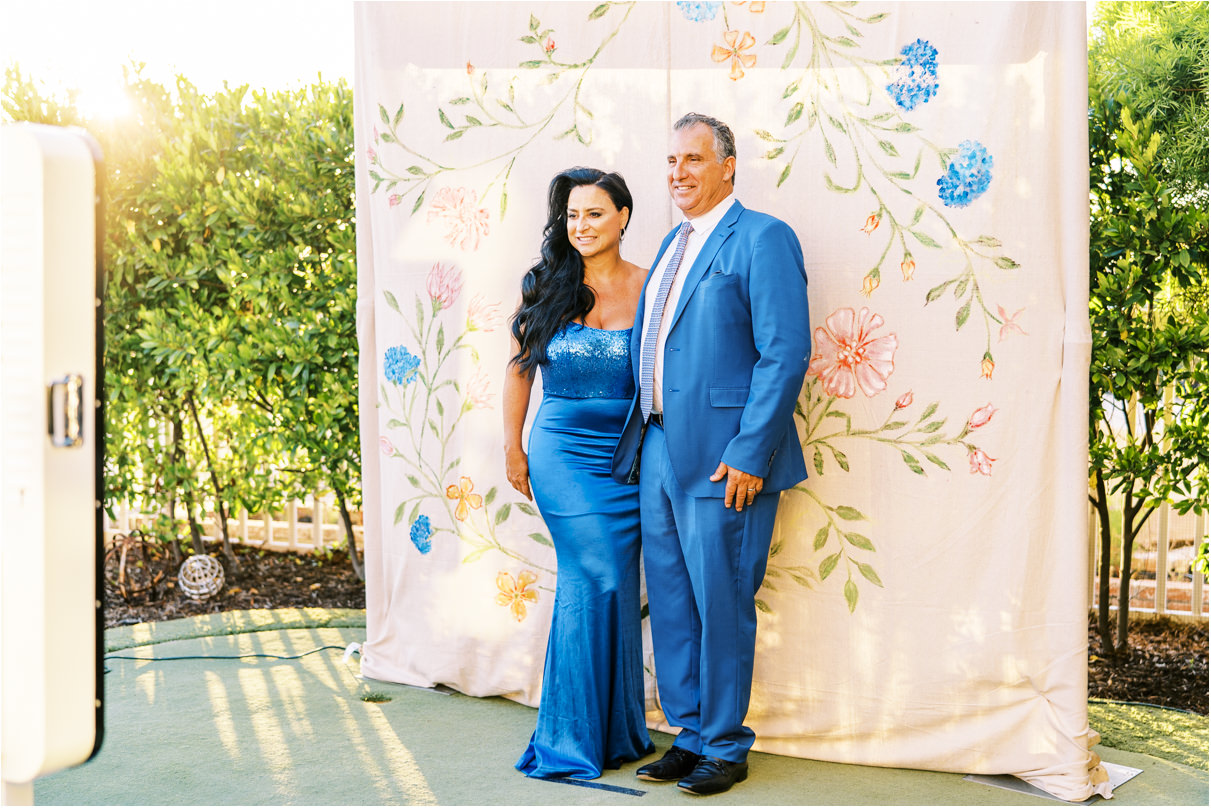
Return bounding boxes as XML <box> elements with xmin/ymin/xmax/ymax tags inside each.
<box><xmin>509</xmin><ymin>167</ymin><xmax>633</xmax><ymax>374</ymax></box>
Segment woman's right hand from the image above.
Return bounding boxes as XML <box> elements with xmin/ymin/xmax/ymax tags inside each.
<box><xmin>506</xmin><ymin>447</ymin><xmax>532</xmax><ymax>501</ymax></box>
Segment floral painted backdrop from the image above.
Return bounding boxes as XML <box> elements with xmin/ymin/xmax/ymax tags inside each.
<box><xmin>354</xmin><ymin>2</ymin><xmax>1107</xmax><ymax>801</ymax></box>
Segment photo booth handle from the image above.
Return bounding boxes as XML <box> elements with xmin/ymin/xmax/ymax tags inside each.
<box><xmin>47</xmin><ymin>373</ymin><xmax>85</xmax><ymax>448</ymax></box>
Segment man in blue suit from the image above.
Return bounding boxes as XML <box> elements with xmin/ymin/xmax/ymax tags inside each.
<box><xmin>611</xmin><ymin>113</ymin><xmax>811</xmax><ymax>795</ymax></box>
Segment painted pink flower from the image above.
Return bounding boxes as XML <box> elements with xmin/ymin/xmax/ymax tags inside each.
<box><xmin>968</xmin><ymin>447</ymin><xmax>995</xmax><ymax>476</ymax></box>
<box><xmin>711</xmin><ymin>30</ymin><xmax>757</xmax><ymax>81</ymax></box>
<box><xmin>367</xmin><ymin>145</ymin><xmax>378</xmax><ymax>163</ymax></box>
<box><xmin>426</xmin><ymin>262</ymin><xmax>463</xmax><ymax>310</ymax></box>
<box><xmin>997</xmin><ymin>305</ymin><xmax>1027</xmax><ymax>342</ymax></box>
<box><xmin>543</xmin><ymin>36</ymin><xmax>556</xmax><ymax>55</ymax></box>
<box><xmin>465</xmin><ymin>366</ymin><xmax>494</xmax><ymax>410</ymax></box>
<box><xmin>895</xmin><ymin>391</ymin><xmax>914</xmax><ymax>410</ymax></box>
<box><xmin>967</xmin><ymin>403</ymin><xmax>997</xmax><ymax>430</ymax></box>
<box><xmin>388</xmin><ymin>194</ymin><xmax>403</xmax><ymax>208</ymax></box>
<box><xmin>807</xmin><ymin>307</ymin><xmax>899</xmax><ymax>399</ymax></box>
<box><xmin>427</xmin><ymin>187</ymin><xmax>490</xmax><ymax>251</ymax></box>
<box><xmin>467</xmin><ymin>293</ymin><xmax>503</xmax><ymax>332</ymax></box>
<box><xmin>379</xmin><ymin>436</ymin><xmax>395</xmax><ymax>456</ymax></box>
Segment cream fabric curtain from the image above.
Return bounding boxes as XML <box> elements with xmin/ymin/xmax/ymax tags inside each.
<box><xmin>353</xmin><ymin>2</ymin><xmax>1109</xmax><ymax>800</ymax></box>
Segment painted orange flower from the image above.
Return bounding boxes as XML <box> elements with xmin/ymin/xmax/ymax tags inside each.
<box><xmin>807</xmin><ymin>307</ymin><xmax>899</xmax><ymax>399</ymax></box>
<box><xmin>860</xmin><ymin>212</ymin><xmax>881</xmax><ymax>234</ymax></box>
<box><xmin>861</xmin><ymin>273</ymin><xmax>880</xmax><ymax>297</ymax></box>
<box><xmin>980</xmin><ymin>354</ymin><xmax>995</xmax><ymax>379</ymax></box>
<box><xmin>496</xmin><ymin>570</ymin><xmax>538</xmax><ymax>622</ymax></box>
<box><xmin>900</xmin><ymin>255</ymin><xmax>916</xmax><ymax>281</ymax></box>
<box><xmin>711</xmin><ymin>30</ymin><xmax>757</xmax><ymax>81</ymax></box>
<box><xmin>445</xmin><ymin>476</ymin><xmax>483</xmax><ymax>521</ymax></box>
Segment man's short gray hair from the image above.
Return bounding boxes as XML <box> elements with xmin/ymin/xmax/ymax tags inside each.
<box><xmin>673</xmin><ymin>112</ymin><xmax>737</xmax><ymax>183</ymax></box>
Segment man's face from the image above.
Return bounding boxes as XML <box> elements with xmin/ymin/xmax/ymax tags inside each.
<box><xmin>667</xmin><ymin>123</ymin><xmax>735</xmax><ymax>219</ymax></box>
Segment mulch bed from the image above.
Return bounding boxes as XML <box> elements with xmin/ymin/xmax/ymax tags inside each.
<box><xmin>1088</xmin><ymin>614</ymin><xmax>1208</xmax><ymax>715</ymax></box>
<box><xmin>103</xmin><ymin>540</ymin><xmax>1208</xmax><ymax>715</ymax></box>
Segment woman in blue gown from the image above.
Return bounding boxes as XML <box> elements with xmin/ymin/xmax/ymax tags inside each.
<box><xmin>503</xmin><ymin>167</ymin><xmax>654</xmax><ymax>779</ymax></box>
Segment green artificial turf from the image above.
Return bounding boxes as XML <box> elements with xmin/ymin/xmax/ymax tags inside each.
<box><xmin>1089</xmin><ymin>699</ymin><xmax>1209</xmax><ymax>771</ymax></box>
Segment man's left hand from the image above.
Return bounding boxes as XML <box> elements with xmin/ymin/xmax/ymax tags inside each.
<box><xmin>711</xmin><ymin>462</ymin><xmax>765</xmax><ymax>512</ymax></box>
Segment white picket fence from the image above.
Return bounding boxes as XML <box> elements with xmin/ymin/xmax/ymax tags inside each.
<box><xmin>105</xmin><ymin>491</ymin><xmax>363</xmax><ymax>554</ymax></box>
<box><xmin>1088</xmin><ymin>502</ymin><xmax>1207</xmax><ymax>621</ymax></box>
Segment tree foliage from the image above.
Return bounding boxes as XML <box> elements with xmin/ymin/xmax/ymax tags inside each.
<box><xmin>1087</xmin><ymin>2</ymin><xmax>1209</xmax><ymax>657</ymax></box>
<box><xmin>1089</xmin><ymin>1</ymin><xmax>1209</xmax><ymax>204</ymax></box>
<box><xmin>2</xmin><ymin>65</ymin><xmax>363</xmax><ymax>576</ymax></box>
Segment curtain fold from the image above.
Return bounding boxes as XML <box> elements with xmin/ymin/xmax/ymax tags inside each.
<box><xmin>353</xmin><ymin>2</ymin><xmax>1109</xmax><ymax>800</ymax></box>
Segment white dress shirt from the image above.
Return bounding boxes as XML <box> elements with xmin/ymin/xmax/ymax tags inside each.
<box><xmin>642</xmin><ymin>194</ymin><xmax>737</xmax><ymax>414</ymax></box>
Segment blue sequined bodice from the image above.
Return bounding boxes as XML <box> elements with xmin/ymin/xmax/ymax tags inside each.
<box><xmin>541</xmin><ymin>323</ymin><xmax>635</xmax><ymax>400</ymax></box>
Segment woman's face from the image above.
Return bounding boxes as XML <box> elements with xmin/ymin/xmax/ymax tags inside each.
<box><xmin>566</xmin><ymin>184</ymin><xmax>629</xmax><ymax>260</ymax></box>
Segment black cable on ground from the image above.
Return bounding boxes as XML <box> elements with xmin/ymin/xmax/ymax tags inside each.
<box><xmin>1089</xmin><ymin>697</ymin><xmax>1202</xmax><ymax>716</ymax></box>
<box><xmin>103</xmin><ymin>645</ymin><xmax>354</xmax><ymax>673</ymax></box>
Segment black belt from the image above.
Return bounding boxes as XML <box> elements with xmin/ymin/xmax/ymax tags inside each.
<box><xmin>649</xmin><ymin>413</ymin><xmax>664</xmax><ymax>428</ymax></box>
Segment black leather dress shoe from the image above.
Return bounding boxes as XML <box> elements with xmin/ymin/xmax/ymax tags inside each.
<box><xmin>677</xmin><ymin>756</ymin><xmax>749</xmax><ymax>795</ymax></box>
<box><xmin>635</xmin><ymin>746</ymin><xmax>702</xmax><ymax>781</ymax></box>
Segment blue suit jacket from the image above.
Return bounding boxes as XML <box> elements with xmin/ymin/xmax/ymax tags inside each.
<box><xmin>611</xmin><ymin>200</ymin><xmax>811</xmax><ymax>497</ymax></box>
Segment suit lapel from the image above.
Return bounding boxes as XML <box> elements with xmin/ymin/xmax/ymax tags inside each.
<box><xmin>667</xmin><ymin>200</ymin><xmax>743</xmax><ymax>331</ymax></box>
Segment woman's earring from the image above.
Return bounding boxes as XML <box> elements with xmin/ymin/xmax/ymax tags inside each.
<box><xmin>619</xmin><ymin>226</ymin><xmax>626</xmax><ymax>241</ymax></box>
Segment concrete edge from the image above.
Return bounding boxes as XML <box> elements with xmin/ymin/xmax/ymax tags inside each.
<box><xmin>104</xmin><ymin>607</ymin><xmax>367</xmax><ymax>652</ymax></box>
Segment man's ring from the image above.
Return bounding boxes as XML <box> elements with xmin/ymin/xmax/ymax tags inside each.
<box><xmin>747</xmin><ymin>488</ymin><xmax>755</xmax><ymax>492</ymax></box>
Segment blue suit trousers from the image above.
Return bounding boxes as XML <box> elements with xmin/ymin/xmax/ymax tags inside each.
<box><xmin>640</xmin><ymin>423</ymin><xmax>778</xmax><ymax>763</ymax></box>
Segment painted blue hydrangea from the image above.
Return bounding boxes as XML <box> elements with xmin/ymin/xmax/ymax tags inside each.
<box><xmin>410</xmin><ymin>515</ymin><xmax>432</xmax><ymax>554</ymax></box>
<box><xmin>677</xmin><ymin>1</ymin><xmax>721</xmax><ymax>22</ymax></box>
<box><xmin>937</xmin><ymin>140</ymin><xmax>993</xmax><ymax>208</ymax></box>
<box><xmin>886</xmin><ymin>39</ymin><xmax>939</xmax><ymax>111</ymax></box>
<box><xmin>384</xmin><ymin>345</ymin><xmax>420</xmax><ymax>385</ymax></box>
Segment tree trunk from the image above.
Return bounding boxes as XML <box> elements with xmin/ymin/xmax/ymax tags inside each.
<box><xmin>1093</xmin><ymin>471</ymin><xmax>1116</xmax><ymax>659</ymax></box>
<box><xmin>1115</xmin><ymin>488</ymin><xmax>1137</xmax><ymax>657</ymax></box>
<box><xmin>185</xmin><ymin>390</ymin><xmax>237</xmax><ymax>569</ymax></box>
<box><xmin>332</xmin><ymin>479</ymin><xmax>364</xmax><ymax>582</ymax></box>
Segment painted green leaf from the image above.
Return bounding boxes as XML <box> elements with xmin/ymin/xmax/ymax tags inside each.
<box><xmin>918</xmin><ymin>402</ymin><xmax>939</xmax><ymax>422</ymax></box>
<box><xmin>520</xmin><ymin>60</ymin><xmax>545</xmax><ymax>69</ymax></box>
<box><xmin>844</xmin><ymin>532</ymin><xmax>875</xmax><ymax>551</ymax></box>
<box><xmin>406</xmin><ymin>475</ymin><xmax>420</xmax><ymax>487</ymax></box>
<box><xmin>835</xmin><ymin>36</ymin><xmax>858</xmax><ymax>48</ymax></box>
<box><xmin>412</xmin><ymin>191</ymin><xmax>425</xmax><ymax>214</ymax></box>
<box><xmin>830</xmin><ymin>446</ymin><xmax>850</xmax><ymax>471</ymax></box>
<box><xmin>925</xmin><ymin>280</ymin><xmax>951</xmax><ymax>303</ymax></box>
<box><xmin>766</xmin><ymin>146</ymin><xmax>785</xmax><ymax>160</ymax></box>
<box><xmin>955</xmin><ymin>301</ymin><xmax>972</xmax><ymax>330</ymax></box>
<box><xmin>529</xmin><ymin>13</ymin><xmax>540</xmax><ymax>30</ymax></box>
<box><xmin>466</xmin><ymin>115</ymin><xmax>482</xmax><ymax>126</ymax></box>
<box><xmin>408</xmin><ymin>502</ymin><xmax>420</xmax><ymax>527</ymax></box>
<box><xmin>819</xmin><ymin>551</ymin><xmax>841</xmax><ymax>580</ymax></box>
<box><xmin>495</xmin><ymin>503</ymin><xmax>512</xmax><ymax>524</ymax></box>
<box><xmin>393</xmin><ymin>501</ymin><xmax>407</xmax><ymax>525</ymax></box>
<box><xmin>769</xmin><ymin>539</ymin><xmax>784</xmax><ymax>557</ymax></box>
<box><xmin>500</xmin><ymin>189</ymin><xmax>508</xmax><ymax>220</ymax></box>
<box><xmin>520</xmin><ymin>34</ymin><xmax>538</xmax><ymax>44</ymax></box>
<box><xmin>438</xmin><ymin>108</ymin><xmax>454</xmax><ymax>129</ymax></box>
<box><xmin>755</xmin><ymin>598</ymin><xmax>771</xmax><ymax>614</ymax></box>
<box><xmin>529</xmin><ymin>532</ymin><xmax>553</xmax><ymax>547</ymax></box>
<box><xmin>383</xmin><ymin>290</ymin><xmax>401</xmax><ymax>313</ymax></box>
<box><xmin>975</xmin><ymin>235</ymin><xmax>1002</xmax><ymax>247</ymax></box>
<box><xmin>769</xmin><ymin>25</ymin><xmax>791</xmax><ymax>45</ymax></box>
<box><xmin>901</xmin><ymin>450</ymin><xmax>925</xmax><ymax>474</ymax></box>
<box><xmin>589</xmin><ymin>3</ymin><xmax>609</xmax><ymax>19</ymax></box>
<box><xmin>924</xmin><ymin>452</ymin><xmax>951</xmax><ymax>471</ymax></box>
<box><xmin>517</xmin><ymin>502</ymin><xmax>537</xmax><ymax>516</ymax></box>
<box><xmin>824</xmin><ymin>138</ymin><xmax>836</xmax><ymax>166</ymax></box>
<box><xmin>782</xmin><ymin>81</ymin><xmax>799</xmax><ymax>99</ymax></box>
<box><xmin>778</xmin><ymin>164</ymin><xmax>793</xmax><ymax>187</ymax></box>
<box><xmin>844</xmin><ymin>579</ymin><xmax>859</xmax><ymax>612</ymax></box>
<box><xmin>436</xmin><ymin>324</ymin><xmax>445</xmax><ymax>355</ymax></box>
<box><xmin>995</xmin><ymin>256</ymin><xmax>1021</xmax><ymax>270</ymax></box>
<box><xmin>834</xmin><ymin>505</ymin><xmax>865</xmax><ymax>521</ymax></box>
<box><xmin>882</xmin><ymin>420</ymin><xmax>908</xmax><ymax>431</ymax></box>
<box><xmin>813</xmin><ymin>525</ymin><xmax>829</xmax><ymax>551</ymax></box>
<box><xmin>484</xmin><ymin>486</ymin><xmax>498</xmax><ymax>506</ymax></box>
<box><xmin>920</xmin><ymin>420</ymin><xmax>945</xmax><ymax>434</ymax></box>
<box><xmin>878</xmin><ymin>139</ymin><xmax>899</xmax><ymax>157</ymax></box>
<box><xmin>435</xmin><ymin>398</ymin><xmax>444</xmax><ymax>417</ymax></box>
<box><xmin>910</xmin><ymin>230</ymin><xmax>941</xmax><ymax>249</ymax></box>
<box><xmin>406</xmin><ymin>165</ymin><xmax>426</xmax><ymax>176</ymax></box>
<box><xmin>857</xmin><ymin>562</ymin><xmax>884</xmax><ymax>587</ymax></box>
<box><xmin>463</xmin><ymin>547</ymin><xmax>490</xmax><ymax>564</ymax></box>
<box><xmin>786</xmin><ymin>102</ymin><xmax>804</xmax><ymax>126</ymax></box>
<box><xmin>813</xmin><ymin>446</ymin><xmax>824</xmax><ymax>475</ymax></box>
<box><xmin>910</xmin><ymin>205</ymin><xmax>925</xmax><ymax>226</ymax></box>
<box><xmin>378</xmin><ymin>104</ymin><xmax>390</xmax><ymax>125</ymax></box>
<box><xmin>444</xmin><ymin>129</ymin><xmax>466</xmax><ymax>142</ymax></box>
<box><xmin>392</xmin><ymin>103</ymin><xmax>405</xmax><ymax>127</ymax></box>
<box><xmin>755</xmin><ymin>129</ymin><xmax>777</xmax><ymax>142</ymax></box>
<box><xmin>449</xmin><ymin>96</ymin><xmax>472</xmax><ymax>105</ymax></box>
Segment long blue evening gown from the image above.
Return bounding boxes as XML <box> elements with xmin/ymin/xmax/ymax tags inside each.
<box><xmin>515</xmin><ymin>322</ymin><xmax>655</xmax><ymax>779</ymax></box>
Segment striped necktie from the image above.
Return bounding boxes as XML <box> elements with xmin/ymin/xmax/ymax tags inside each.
<box><xmin>640</xmin><ymin>221</ymin><xmax>693</xmax><ymax>420</ymax></box>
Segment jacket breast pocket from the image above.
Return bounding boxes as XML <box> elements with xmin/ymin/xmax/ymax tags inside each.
<box><xmin>709</xmin><ymin>386</ymin><xmax>749</xmax><ymax>408</ymax></box>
